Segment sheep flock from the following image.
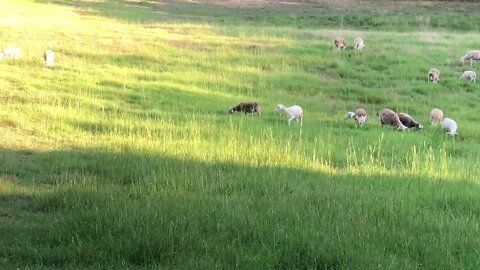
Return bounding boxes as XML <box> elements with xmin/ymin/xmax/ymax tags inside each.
<box><xmin>227</xmin><ymin>36</ymin><xmax>474</xmax><ymax>137</ymax></box>
<box><xmin>1</xmin><ymin>35</ymin><xmax>473</xmax><ymax>138</ymax></box>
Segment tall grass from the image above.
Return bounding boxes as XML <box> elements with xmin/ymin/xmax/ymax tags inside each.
<box><xmin>1</xmin><ymin>0</ymin><xmax>480</xmax><ymax>268</ymax></box>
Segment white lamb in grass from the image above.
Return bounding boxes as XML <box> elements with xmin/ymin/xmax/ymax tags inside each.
<box><xmin>0</xmin><ymin>46</ymin><xmax>20</xmax><ymax>60</ymax></box>
<box><xmin>430</xmin><ymin>108</ymin><xmax>444</xmax><ymax>126</ymax></box>
<box><xmin>275</xmin><ymin>104</ymin><xmax>303</xmax><ymax>126</ymax></box>
<box><xmin>353</xmin><ymin>37</ymin><xmax>365</xmax><ymax>50</ymax></box>
<box><xmin>44</xmin><ymin>49</ymin><xmax>55</xmax><ymax>67</ymax></box>
<box><xmin>442</xmin><ymin>118</ymin><xmax>458</xmax><ymax>137</ymax></box>
<box><xmin>459</xmin><ymin>71</ymin><xmax>476</xmax><ymax>82</ymax></box>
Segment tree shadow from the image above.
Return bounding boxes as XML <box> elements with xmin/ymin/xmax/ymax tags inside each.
<box><xmin>1</xmin><ymin>147</ymin><xmax>480</xmax><ymax>268</ymax></box>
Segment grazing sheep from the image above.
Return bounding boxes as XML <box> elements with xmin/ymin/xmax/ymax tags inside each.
<box><xmin>379</xmin><ymin>108</ymin><xmax>407</xmax><ymax>131</ymax></box>
<box><xmin>229</xmin><ymin>101</ymin><xmax>261</xmax><ymax>115</ymax></box>
<box><xmin>428</xmin><ymin>68</ymin><xmax>440</xmax><ymax>83</ymax></box>
<box><xmin>44</xmin><ymin>49</ymin><xmax>55</xmax><ymax>67</ymax></box>
<box><xmin>0</xmin><ymin>46</ymin><xmax>20</xmax><ymax>60</ymax></box>
<box><xmin>459</xmin><ymin>70</ymin><xmax>476</xmax><ymax>82</ymax></box>
<box><xmin>275</xmin><ymin>104</ymin><xmax>303</xmax><ymax>126</ymax></box>
<box><xmin>353</xmin><ymin>37</ymin><xmax>365</xmax><ymax>50</ymax></box>
<box><xmin>344</xmin><ymin>108</ymin><xmax>367</xmax><ymax>127</ymax></box>
<box><xmin>398</xmin><ymin>113</ymin><xmax>423</xmax><ymax>129</ymax></box>
<box><xmin>442</xmin><ymin>117</ymin><xmax>458</xmax><ymax>137</ymax></box>
<box><xmin>334</xmin><ymin>37</ymin><xmax>346</xmax><ymax>50</ymax></box>
<box><xmin>430</xmin><ymin>108</ymin><xmax>444</xmax><ymax>126</ymax></box>
<box><xmin>460</xmin><ymin>50</ymin><xmax>480</xmax><ymax>66</ymax></box>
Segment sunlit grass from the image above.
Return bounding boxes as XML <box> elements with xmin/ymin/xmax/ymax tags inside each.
<box><xmin>2</xmin><ymin>0</ymin><xmax>480</xmax><ymax>268</ymax></box>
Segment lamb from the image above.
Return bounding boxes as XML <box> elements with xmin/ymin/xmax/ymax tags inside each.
<box><xmin>344</xmin><ymin>108</ymin><xmax>367</xmax><ymax>127</ymax></box>
<box><xmin>430</xmin><ymin>108</ymin><xmax>444</xmax><ymax>126</ymax></box>
<box><xmin>398</xmin><ymin>113</ymin><xmax>423</xmax><ymax>129</ymax></box>
<box><xmin>275</xmin><ymin>104</ymin><xmax>303</xmax><ymax>126</ymax></box>
<box><xmin>353</xmin><ymin>37</ymin><xmax>365</xmax><ymax>50</ymax></box>
<box><xmin>334</xmin><ymin>37</ymin><xmax>346</xmax><ymax>50</ymax></box>
<box><xmin>460</xmin><ymin>50</ymin><xmax>480</xmax><ymax>66</ymax></box>
<box><xmin>459</xmin><ymin>70</ymin><xmax>476</xmax><ymax>82</ymax></box>
<box><xmin>428</xmin><ymin>68</ymin><xmax>440</xmax><ymax>83</ymax></box>
<box><xmin>442</xmin><ymin>117</ymin><xmax>458</xmax><ymax>137</ymax></box>
<box><xmin>379</xmin><ymin>108</ymin><xmax>407</xmax><ymax>131</ymax></box>
<box><xmin>44</xmin><ymin>49</ymin><xmax>55</xmax><ymax>67</ymax></box>
<box><xmin>0</xmin><ymin>46</ymin><xmax>20</xmax><ymax>60</ymax></box>
<box><xmin>229</xmin><ymin>101</ymin><xmax>261</xmax><ymax>115</ymax></box>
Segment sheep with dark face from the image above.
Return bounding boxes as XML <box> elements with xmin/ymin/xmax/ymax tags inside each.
<box><xmin>428</xmin><ymin>68</ymin><xmax>440</xmax><ymax>83</ymax></box>
<box><xmin>398</xmin><ymin>113</ymin><xmax>423</xmax><ymax>129</ymax></box>
<box><xmin>229</xmin><ymin>101</ymin><xmax>260</xmax><ymax>115</ymax></box>
<box><xmin>344</xmin><ymin>108</ymin><xmax>367</xmax><ymax>127</ymax></box>
<box><xmin>379</xmin><ymin>108</ymin><xmax>407</xmax><ymax>131</ymax></box>
<box><xmin>460</xmin><ymin>50</ymin><xmax>480</xmax><ymax>66</ymax></box>
<box><xmin>334</xmin><ymin>37</ymin><xmax>346</xmax><ymax>50</ymax></box>
<box><xmin>430</xmin><ymin>108</ymin><xmax>444</xmax><ymax>126</ymax></box>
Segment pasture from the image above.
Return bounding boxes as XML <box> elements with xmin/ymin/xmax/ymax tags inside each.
<box><xmin>1</xmin><ymin>0</ymin><xmax>480</xmax><ymax>268</ymax></box>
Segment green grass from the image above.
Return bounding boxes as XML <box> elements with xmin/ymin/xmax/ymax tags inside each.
<box><xmin>2</xmin><ymin>0</ymin><xmax>480</xmax><ymax>268</ymax></box>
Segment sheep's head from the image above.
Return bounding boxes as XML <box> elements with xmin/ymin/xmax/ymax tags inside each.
<box><xmin>447</xmin><ymin>130</ymin><xmax>458</xmax><ymax>137</ymax></box>
<box><xmin>344</xmin><ymin>112</ymin><xmax>355</xmax><ymax>119</ymax></box>
<box><xmin>229</xmin><ymin>103</ymin><xmax>243</xmax><ymax>113</ymax></box>
<box><xmin>275</xmin><ymin>104</ymin><xmax>284</xmax><ymax>112</ymax></box>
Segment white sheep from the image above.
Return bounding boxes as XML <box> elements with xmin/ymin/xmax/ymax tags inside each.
<box><xmin>344</xmin><ymin>107</ymin><xmax>367</xmax><ymax>127</ymax></box>
<box><xmin>430</xmin><ymin>108</ymin><xmax>444</xmax><ymax>126</ymax></box>
<box><xmin>275</xmin><ymin>104</ymin><xmax>303</xmax><ymax>126</ymax></box>
<box><xmin>353</xmin><ymin>37</ymin><xmax>365</xmax><ymax>50</ymax></box>
<box><xmin>0</xmin><ymin>46</ymin><xmax>20</xmax><ymax>60</ymax></box>
<box><xmin>442</xmin><ymin>117</ymin><xmax>458</xmax><ymax>137</ymax></box>
<box><xmin>459</xmin><ymin>70</ymin><xmax>476</xmax><ymax>82</ymax></box>
<box><xmin>44</xmin><ymin>49</ymin><xmax>55</xmax><ymax>67</ymax></box>
<box><xmin>334</xmin><ymin>37</ymin><xmax>346</xmax><ymax>50</ymax></box>
<box><xmin>460</xmin><ymin>50</ymin><xmax>480</xmax><ymax>66</ymax></box>
<box><xmin>428</xmin><ymin>68</ymin><xmax>440</xmax><ymax>83</ymax></box>
<box><xmin>379</xmin><ymin>108</ymin><xmax>407</xmax><ymax>131</ymax></box>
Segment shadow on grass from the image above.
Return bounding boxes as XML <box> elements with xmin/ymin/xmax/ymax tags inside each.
<box><xmin>2</xmin><ymin>147</ymin><xmax>480</xmax><ymax>268</ymax></box>
<box><xmin>34</xmin><ymin>0</ymin><xmax>480</xmax><ymax>31</ymax></box>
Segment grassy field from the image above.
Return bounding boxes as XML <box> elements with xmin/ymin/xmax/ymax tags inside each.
<box><xmin>2</xmin><ymin>0</ymin><xmax>480</xmax><ymax>268</ymax></box>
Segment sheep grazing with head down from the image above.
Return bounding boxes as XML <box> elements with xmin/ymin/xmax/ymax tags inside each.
<box><xmin>428</xmin><ymin>68</ymin><xmax>440</xmax><ymax>83</ymax></box>
<box><xmin>460</xmin><ymin>50</ymin><xmax>480</xmax><ymax>66</ymax></box>
<box><xmin>0</xmin><ymin>46</ymin><xmax>20</xmax><ymax>60</ymax></box>
<box><xmin>459</xmin><ymin>70</ymin><xmax>476</xmax><ymax>82</ymax></box>
<box><xmin>229</xmin><ymin>101</ymin><xmax>261</xmax><ymax>115</ymax></box>
<box><xmin>379</xmin><ymin>108</ymin><xmax>407</xmax><ymax>131</ymax></box>
<box><xmin>398</xmin><ymin>113</ymin><xmax>423</xmax><ymax>129</ymax></box>
<box><xmin>442</xmin><ymin>117</ymin><xmax>458</xmax><ymax>137</ymax></box>
<box><xmin>430</xmin><ymin>108</ymin><xmax>444</xmax><ymax>126</ymax></box>
<box><xmin>353</xmin><ymin>37</ymin><xmax>365</xmax><ymax>50</ymax></box>
<box><xmin>334</xmin><ymin>37</ymin><xmax>346</xmax><ymax>50</ymax></box>
<box><xmin>275</xmin><ymin>104</ymin><xmax>303</xmax><ymax>126</ymax></box>
<box><xmin>44</xmin><ymin>49</ymin><xmax>55</xmax><ymax>67</ymax></box>
<box><xmin>344</xmin><ymin>108</ymin><xmax>367</xmax><ymax>127</ymax></box>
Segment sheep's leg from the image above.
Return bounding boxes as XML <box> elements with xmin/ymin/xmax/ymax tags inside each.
<box><xmin>288</xmin><ymin>118</ymin><xmax>292</xmax><ymax>126</ymax></box>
